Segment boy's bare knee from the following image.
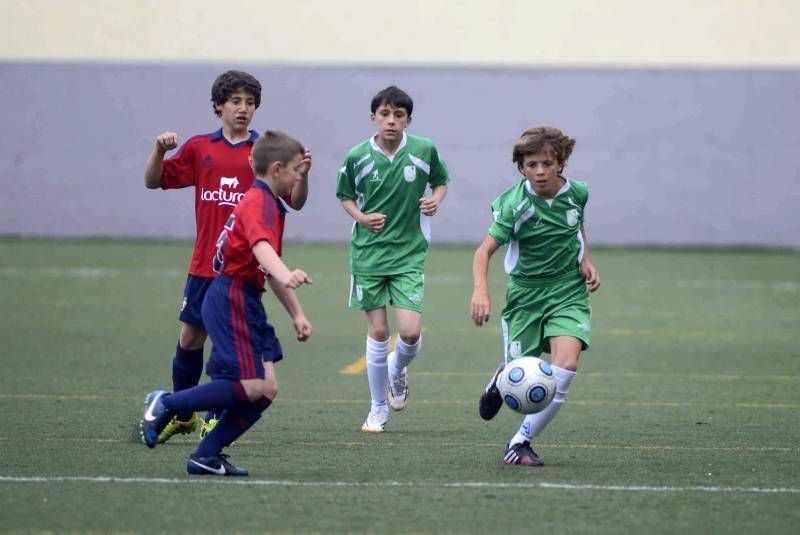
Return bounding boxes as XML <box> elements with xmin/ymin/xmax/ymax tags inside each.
<box><xmin>179</xmin><ymin>323</ymin><xmax>206</xmax><ymax>350</ymax></box>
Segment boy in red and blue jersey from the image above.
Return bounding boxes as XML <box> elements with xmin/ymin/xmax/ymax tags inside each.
<box><xmin>143</xmin><ymin>71</ymin><xmax>311</xmax><ymax>443</ymax></box>
<box><xmin>140</xmin><ymin>130</ymin><xmax>313</xmax><ymax>476</ymax></box>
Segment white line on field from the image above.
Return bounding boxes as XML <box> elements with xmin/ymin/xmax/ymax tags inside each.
<box><xmin>0</xmin><ymin>476</ymin><xmax>797</xmax><ymax>494</ymax></box>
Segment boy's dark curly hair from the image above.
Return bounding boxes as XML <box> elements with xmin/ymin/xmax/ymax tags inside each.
<box><xmin>211</xmin><ymin>70</ymin><xmax>262</xmax><ymax>116</ymax></box>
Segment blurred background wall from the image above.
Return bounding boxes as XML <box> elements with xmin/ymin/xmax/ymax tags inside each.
<box><xmin>1</xmin><ymin>0</ymin><xmax>798</xmax><ymax>247</ymax></box>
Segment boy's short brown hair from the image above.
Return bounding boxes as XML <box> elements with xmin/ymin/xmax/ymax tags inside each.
<box><xmin>251</xmin><ymin>131</ymin><xmax>304</xmax><ymax>176</ymax></box>
<box><xmin>512</xmin><ymin>126</ymin><xmax>576</xmax><ymax>168</ymax></box>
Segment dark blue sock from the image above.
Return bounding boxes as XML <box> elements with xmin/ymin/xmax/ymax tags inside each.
<box><xmin>172</xmin><ymin>345</ymin><xmax>204</xmax><ymax>420</ymax></box>
<box><xmin>162</xmin><ymin>380</ymin><xmax>248</xmax><ymax>415</ymax></box>
<box><xmin>195</xmin><ymin>396</ymin><xmax>272</xmax><ymax>457</ymax></box>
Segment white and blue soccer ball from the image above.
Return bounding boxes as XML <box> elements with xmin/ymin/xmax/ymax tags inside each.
<box><xmin>496</xmin><ymin>356</ymin><xmax>556</xmax><ymax>414</ymax></box>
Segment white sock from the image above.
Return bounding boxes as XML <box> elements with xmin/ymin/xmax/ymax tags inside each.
<box><xmin>390</xmin><ymin>336</ymin><xmax>422</xmax><ymax>375</ymax></box>
<box><xmin>510</xmin><ymin>365</ymin><xmax>576</xmax><ymax>445</ymax></box>
<box><xmin>366</xmin><ymin>336</ymin><xmax>389</xmax><ymax>409</ymax></box>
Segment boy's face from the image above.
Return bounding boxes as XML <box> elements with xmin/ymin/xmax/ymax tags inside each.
<box><xmin>371</xmin><ymin>103</ymin><xmax>411</xmax><ymax>146</ymax></box>
<box><xmin>215</xmin><ymin>89</ymin><xmax>257</xmax><ymax>134</ymax></box>
<box><xmin>519</xmin><ymin>149</ymin><xmax>563</xmax><ymax>198</ymax></box>
<box><xmin>272</xmin><ymin>153</ymin><xmax>305</xmax><ymax>197</ymax></box>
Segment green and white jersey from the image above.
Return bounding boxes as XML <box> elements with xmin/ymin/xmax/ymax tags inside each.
<box><xmin>336</xmin><ymin>132</ymin><xmax>450</xmax><ymax>275</ymax></box>
<box><xmin>488</xmin><ymin>177</ymin><xmax>588</xmax><ymax>284</ymax></box>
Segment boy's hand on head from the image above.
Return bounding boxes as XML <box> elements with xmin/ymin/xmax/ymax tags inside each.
<box><xmin>285</xmin><ymin>269</ymin><xmax>313</xmax><ymax>289</ymax></box>
<box><xmin>420</xmin><ymin>196</ymin><xmax>439</xmax><ymax>216</ymax></box>
<box><xmin>293</xmin><ymin>314</ymin><xmax>313</xmax><ymax>341</ymax></box>
<box><xmin>359</xmin><ymin>213</ymin><xmax>386</xmax><ymax>233</ymax></box>
<box><xmin>299</xmin><ymin>148</ymin><xmax>312</xmax><ymax>176</ymax></box>
<box><xmin>155</xmin><ymin>132</ymin><xmax>179</xmax><ymax>153</ymax></box>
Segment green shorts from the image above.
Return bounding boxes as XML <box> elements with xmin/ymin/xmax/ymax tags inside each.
<box><xmin>500</xmin><ymin>272</ymin><xmax>591</xmax><ymax>361</ymax></box>
<box><xmin>349</xmin><ymin>271</ymin><xmax>424</xmax><ymax>312</ymax></box>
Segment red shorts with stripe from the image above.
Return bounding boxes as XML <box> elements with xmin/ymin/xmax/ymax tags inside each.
<box><xmin>201</xmin><ymin>274</ymin><xmax>283</xmax><ymax>380</ymax></box>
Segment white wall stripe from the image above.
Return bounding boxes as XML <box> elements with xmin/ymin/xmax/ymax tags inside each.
<box><xmin>0</xmin><ymin>476</ymin><xmax>797</xmax><ymax>494</ymax></box>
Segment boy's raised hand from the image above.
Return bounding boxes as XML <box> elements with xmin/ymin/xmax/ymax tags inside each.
<box><xmin>155</xmin><ymin>132</ymin><xmax>179</xmax><ymax>153</ymax></box>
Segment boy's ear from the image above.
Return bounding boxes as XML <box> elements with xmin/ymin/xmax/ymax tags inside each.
<box><xmin>407</xmin><ymin>115</ymin><xmax>412</xmax><ymax>125</ymax></box>
<box><xmin>268</xmin><ymin>160</ymin><xmax>282</xmax><ymax>176</ymax></box>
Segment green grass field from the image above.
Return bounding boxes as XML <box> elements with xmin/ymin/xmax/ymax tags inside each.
<box><xmin>0</xmin><ymin>238</ymin><xmax>798</xmax><ymax>533</ymax></box>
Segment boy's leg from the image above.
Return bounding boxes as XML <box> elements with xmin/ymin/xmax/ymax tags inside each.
<box><xmin>388</xmin><ymin>308</ymin><xmax>422</xmax><ymax>411</ymax></box>
<box><xmin>363</xmin><ymin>308</ymin><xmax>390</xmax><ymax>432</ymax></box>
<box><xmin>160</xmin><ymin>276</ymin><xmax>212</xmax><ymax>443</ymax></box>
<box><xmin>386</xmin><ymin>272</ymin><xmax>424</xmax><ymax>411</ymax></box>
<box><xmin>506</xmin><ymin>337</ymin><xmax>580</xmax><ymax>465</ymax></box>
<box><xmin>140</xmin><ymin>379</ymin><xmax>250</xmax><ymax>448</ymax></box>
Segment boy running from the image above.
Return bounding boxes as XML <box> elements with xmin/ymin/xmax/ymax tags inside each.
<box><xmin>336</xmin><ymin>86</ymin><xmax>449</xmax><ymax>432</ymax></box>
<box><xmin>471</xmin><ymin>126</ymin><xmax>600</xmax><ymax>466</ymax></box>
<box><xmin>139</xmin><ymin>130</ymin><xmax>313</xmax><ymax>476</ymax></box>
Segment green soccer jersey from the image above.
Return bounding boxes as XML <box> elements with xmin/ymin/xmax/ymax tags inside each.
<box><xmin>336</xmin><ymin>132</ymin><xmax>449</xmax><ymax>275</ymax></box>
<box><xmin>488</xmin><ymin>177</ymin><xmax>589</xmax><ymax>282</ymax></box>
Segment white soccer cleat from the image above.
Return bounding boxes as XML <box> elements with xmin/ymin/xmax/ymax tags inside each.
<box><xmin>361</xmin><ymin>405</ymin><xmax>389</xmax><ymax>432</ymax></box>
<box><xmin>387</xmin><ymin>352</ymin><xmax>409</xmax><ymax>411</ymax></box>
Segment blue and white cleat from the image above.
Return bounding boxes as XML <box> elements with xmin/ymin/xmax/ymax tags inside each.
<box><xmin>139</xmin><ymin>390</ymin><xmax>174</xmax><ymax>448</ymax></box>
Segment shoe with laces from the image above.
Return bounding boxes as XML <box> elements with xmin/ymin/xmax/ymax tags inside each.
<box><xmin>199</xmin><ymin>417</ymin><xmax>218</xmax><ymax>440</ymax></box>
<box><xmin>503</xmin><ymin>441</ymin><xmax>544</xmax><ymax>466</ymax></box>
<box><xmin>387</xmin><ymin>352</ymin><xmax>409</xmax><ymax>411</ymax></box>
<box><xmin>157</xmin><ymin>413</ymin><xmax>198</xmax><ymax>444</ymax></box>
<box><xmin>139</xmin><ymin>390</ymin><xmax>174</xmax><ymax>448</ymax></box>
<box><xmin>479</xmin><ymin>363</ymin><xmax>505</xmax><ymax>421</ymax></box>
<box><xmin>361</xmin><ymin>405</ymin><xmax>389</xmax><ymax>432</ymax></box>
<box><xmin>187</xmin><ymin>453</ymin><xmax>249</xmax><ymax>476</ymax></box>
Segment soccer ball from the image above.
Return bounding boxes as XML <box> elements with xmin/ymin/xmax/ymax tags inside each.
<box><xmin>496</xmin><ymin>357</ymin><xmax>556</xmax><ymax>414</ymax></box>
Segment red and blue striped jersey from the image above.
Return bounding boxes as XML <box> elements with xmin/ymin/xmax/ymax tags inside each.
<box><xmin>214</xmin><ymin>180</ymin><xmax>286</xmax><ymax>290</ymax></box>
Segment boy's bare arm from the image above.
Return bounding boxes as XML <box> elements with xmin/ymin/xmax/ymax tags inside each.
<box><xmin>144</xmin><ymin>132</ymin><xmax>178</xmax><ymax>189</ymax></box>
<box><xmin>579</xmin><ymin>224</ymin><xmax>600</xmax><ymax>292</ymax></box>
<box><xmin>470</xmin><ymin>235</ymin><xmax>500</xmax><ymax>326</ymax></box>
<box><xmin>266</xmin><ymin>277</ymin><xmax>313</xmax><ymax>341</ymax></box>
<box><xmin>252</xmin><ymin>241</ymin><xmax>312</xmax><ymax>289</ymax></box>
<box><xmin>340</xmin><ymin>199</ymin><xmax>386</xmax><ymax>233</ymax></box>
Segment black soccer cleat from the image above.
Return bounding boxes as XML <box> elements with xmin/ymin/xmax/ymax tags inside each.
<box><xmin>479</xmin><ymin>363</ymin><xmax>505</xmax><ymax>421</ymax></box>
<box><xmin>187</xmin><ymin>454</ymin><xmax>249</xmax><ymax>476</ymax></box>
<box><xmin>503</xmin><ymin>441</ymin><xmax>544</xmax><ymax>467</ymax></box>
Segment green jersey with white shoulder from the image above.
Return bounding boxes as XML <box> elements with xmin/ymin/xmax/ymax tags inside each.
<box><xmin>488</xmin><ymin>177</ymin><xmax>588</xmax><ymax>284</ymax></box>
<box><xmin>336</xmin><ymin>132</ymin><xmax>449</xmax><ymax>275</ymax></box>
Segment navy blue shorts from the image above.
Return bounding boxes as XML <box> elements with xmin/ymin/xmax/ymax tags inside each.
<box><xmin>201</xmin><ymin>274</ymin><xmax>283</xmax><ymax>380</ymax></box>
<box><xmin>179</xmin><ymin>275</ymin><xmax>213</xmax><ymax>328</ymax></box>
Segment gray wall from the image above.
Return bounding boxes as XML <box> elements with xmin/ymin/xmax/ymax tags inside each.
<box><xmin>1</xmin><ymin>62</ymin><xmax>799</xmax><ymax>247</ymax></box>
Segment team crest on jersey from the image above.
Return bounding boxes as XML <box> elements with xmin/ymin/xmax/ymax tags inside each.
<box><xmin>403</xmin><ymin>165</ymin><xmax>417</xmax><ymax>182</ymax></box>
<box><xmin>369</xmin><ymin>170</ymin><xmax>381</xmax><ymax>182</ymax></box>
<box><xmin>566</xmin><ymin>208</ymin><xmax>579</xmax><ymax>227</ymax></box>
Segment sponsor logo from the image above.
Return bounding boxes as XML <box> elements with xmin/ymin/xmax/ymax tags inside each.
<box><xmin>220</xmin><ymin>176</ymin><xmax>240</xmax><ymax>189</ymax></box>
<box><xmin>202</xmin><ymin>155</ymin><xmax>213</xmax><ymax>167</ymax></box>
<box><xmin>201</xmin><ymin>188</ymin><xmax>245</xmax><ymax>207</ymax></box>
<box><xmin>369</xmin><ymin>170</ymin><xmax>381</xmax><ymax>182</ymax></box>
<box><xmin>143</xmin><ymin>393</ymin><xmax>163</xmax><ymax>422</ymax></box>
<box><xmin>180</xmin><ymin>296</ymin><xmax>187</xmax><ymax>312</ymax></box>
